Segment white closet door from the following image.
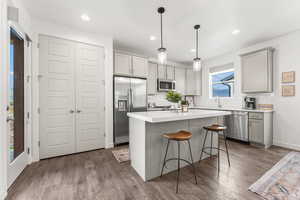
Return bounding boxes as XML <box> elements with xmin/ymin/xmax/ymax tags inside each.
<box><xmin>75</xmin><ymin>43</ymin><xmax>105</xmax><ymax>152</ymax></box>
<box><xmin>39</xmin><ymin>36</ymin><xmax>76</xmax><ymax>159</ymax></box>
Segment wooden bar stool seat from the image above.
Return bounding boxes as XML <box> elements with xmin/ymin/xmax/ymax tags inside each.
<box><xmin>161</xmin><ymin>130</ymin><xmax>197</xmax><ymax>193</ymax></box>
<box><xmin>204</xmin><ymin>124</ymin><xmax>226</xmax><ymax>132</ymax></box>
<box><xmin>163</xmin><ymin>130</ymin><xmax>192</xmax><ymax>141</ymax></box>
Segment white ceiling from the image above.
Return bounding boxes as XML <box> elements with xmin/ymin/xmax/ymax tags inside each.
<box><xmin>24</xmin><ymin>0</ymin><xmax>300</xmax><ymax>64</ymax></box>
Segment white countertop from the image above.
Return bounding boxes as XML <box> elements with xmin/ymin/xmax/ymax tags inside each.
<box><xmin>127</xmin><ymin>110</ymin><xmax>231</xmax><ymax>123</ymax></box>
<box><xmin>191</xmin><ymin>106</ymin><xmax>274</xmax><ymax>113</ymax></box>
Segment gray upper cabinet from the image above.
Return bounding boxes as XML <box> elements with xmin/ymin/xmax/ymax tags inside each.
<box><xmin>114</xmin><ymin>52</ymin><xmax>148</xmax><ymax>77</ymax></box>
<box><xmin>114</xmin><ymin>53</ymin><xmax>132</xmax><ymax>76</ymax></box>
<box><xmin>132</xmin><ymin>56</ymin><xmax>148</xmax><ymax>77</ymax></box>
<box><xmin>166</xmin><ymin>66</ymin><xmax>175</xmax><ymax>80</ymax></box>
<box><xmin>147</xmin><ymin>62</ymin><xmax>158</xmax><ymax>95</ymax></box>
<box><xmin>241</xmin><ymin>48</ymin><xmax>274</xmax><ymax>93</ymax></box>
<box><xmin>186</xmin><ymin>69</ymin><xmax>201</xmax><ymax>95</ymax></box>
<box><xmin>157</xmin><ymin>64</ymin><xmax>166</xmax><ymax>79</ymax></box>
<box><xmin>175</xmin><ymin>67</ymin><xmax>186</xmax><ymax>95</ymax></box>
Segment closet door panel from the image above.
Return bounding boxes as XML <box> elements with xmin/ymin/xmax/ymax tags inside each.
<box><xmin>75</xmin><ymin>44</ymin><xmax>105</xmax><ymax>152</ymax></box>
<box><xmin>39</xmin><ymin>35</ymin><xmax>76</xmax><ymax>159</ymax></box>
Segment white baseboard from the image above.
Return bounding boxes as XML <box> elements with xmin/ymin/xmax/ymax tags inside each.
<box><xmin>0</xmin><ymin>190</ymin><xmax>7</xmax><ymax>200</ymax></box>
<box><xmin>273</xmin><ymin>141</ymin><xmax>300</xmax><ymax>151</ymax></box>
<box><xmin>105</xmin><ymin>143</ymin><xmax>114</xmax><ymax>149</ymax></box>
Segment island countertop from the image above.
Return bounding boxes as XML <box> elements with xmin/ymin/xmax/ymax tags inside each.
<box><xmin>127</xmin><ymin>110</ymin><xmax>231</xmax><ymax>123</ymax></box>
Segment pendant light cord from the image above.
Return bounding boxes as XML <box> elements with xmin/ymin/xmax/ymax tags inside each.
<box><xmin>160</xmin><ymin>13</ymin><xmax>163</xmax><ymax>48</ymax></box>
<box><xmin>196</xmin><ymin>28</ymin><xmax>198</xmax><ymax>58</ymax></box>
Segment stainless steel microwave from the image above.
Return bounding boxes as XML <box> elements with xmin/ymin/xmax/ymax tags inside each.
<box><xmin>157</xmin><ymin>79</ymin><xmax>176</xmax><ymax>92</ymax></box>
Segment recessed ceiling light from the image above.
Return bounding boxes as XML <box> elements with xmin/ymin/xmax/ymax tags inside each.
<box><xmin>190</xmin><ymin>48</ymin><xmax>196</xmax><ymax>53</ymax></box>
<box><xmin>232</xmin><ymin>29</ymin><xmax>240</xmax><ymax>35</ymax></box>
<box><xmin>81</xmin><ymin>14</ymin><xmax>91</xmax><ymax>22</ymax></box>
<box><xmin>150</xmin><ymin>36</ymin><xmax>156</xmax><ymax>41</ymax></box>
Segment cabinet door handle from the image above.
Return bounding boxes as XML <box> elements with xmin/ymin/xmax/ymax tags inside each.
<box><xmin>76</xmin><ymin>110</ymin><xmax>82</xmax><ymax>113</ymax></box>
<box><xmin>70</xmin><ymin>110</ymin><xmax>75</xmax><ymax>114</ymax></box>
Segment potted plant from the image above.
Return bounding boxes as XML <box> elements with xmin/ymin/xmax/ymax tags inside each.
<box><xmin>181</xmin><ymin>100</ymin><xmax>189</xmax><ymax>112</ymax></box>
<box><xmin>166</xmin><ymin>91</ymin><xmax>182</xmax><ymax>110</ymax></box>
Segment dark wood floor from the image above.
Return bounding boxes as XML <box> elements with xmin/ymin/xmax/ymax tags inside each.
<box><xmin>7</xmin><ymin>140</ymin><xmax>290</xmax><ymax>200</ymax></box>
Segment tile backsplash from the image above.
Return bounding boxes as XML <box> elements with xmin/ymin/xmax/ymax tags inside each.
<box><xmin>147</xmin><ymin>93</ymin><xmax>170</xmax><ymax>106</ymax></box>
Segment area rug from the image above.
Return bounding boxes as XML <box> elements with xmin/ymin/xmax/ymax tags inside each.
<box><xmin>249</xmin><ymin>151</ymin><xmax>300</xmax><ymax>200</ymax></box>
<box><xmin>112</xmin><ymin>148</ymin><xmax>130</xmax><ymax>163</ymax></box>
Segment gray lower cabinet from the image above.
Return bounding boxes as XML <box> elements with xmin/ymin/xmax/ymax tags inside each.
<box><xmin>248</xmin><ymin>112</ymin><xmax>273</xmax><ymax>148</ymax></box>
<box><xmin>249</xmin><ymin>119</ymin><xmax>264</xmax><ymax>144</ymax></box>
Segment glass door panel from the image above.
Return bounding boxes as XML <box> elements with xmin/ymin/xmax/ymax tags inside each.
<box><xmin>8</xmin><ymin>29</ymin><xmax>25</xmax><ymax>163</ymax></box>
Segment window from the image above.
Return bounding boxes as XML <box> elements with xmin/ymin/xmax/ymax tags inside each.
<box><xmin>210</xmin><ymin>69</ymin><xmax>234</xmax><ymax>98</ymax></box>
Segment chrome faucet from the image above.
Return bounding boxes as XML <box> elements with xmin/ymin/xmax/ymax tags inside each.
<box><xmin>216</xmin><ymin>97</ymin><xmax>222</xmax><ymax>108</ymax></box>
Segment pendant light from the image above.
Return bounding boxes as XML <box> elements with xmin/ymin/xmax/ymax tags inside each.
<box><xmin>157</xmin><ymin>7</ymin><xmax>167</xmax><ymax>65</ymax></box>
<box><xmin>193</xmin><ymin>25</ymin><xmax>202</xmax><ymax>71</ymax></box>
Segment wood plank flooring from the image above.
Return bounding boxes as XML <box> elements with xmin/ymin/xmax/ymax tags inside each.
<box><xmin>6</xmin><ymin>140</ymin><xmax>290</xmax><ymax>200</ymax></box>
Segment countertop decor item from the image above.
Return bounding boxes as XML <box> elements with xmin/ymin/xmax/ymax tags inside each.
<box><xmin>282</xmin><ymin>71</ymin><xmax>295</xmax><ymax>83</ymax></box>
<box><xmin>181</xmin><ymin>100</ymin><xmax>189</xmax><ymax>112</ymax></box>
<box><xmin>282</xmin><ymin>85</ymin><xmax>295</xmax><ymax>97</ymax></box>
<box><xmin>166</xmin><ymin>91</ymin><xmax>182</xmax><ymax>103</ymax></box>
<box><xmin>166</xmin><ymin>91</ymin><xmax>182</xmax><ymax>111</ymax></box>
<box><xmin>249</xmin><ymin>152</ymin><xmax>300</xmax><ymax>200</ymax></box>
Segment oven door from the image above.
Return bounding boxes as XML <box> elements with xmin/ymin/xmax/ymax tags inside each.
<box><xmin>157</xmin><ymin>79</ymin><xmax>176</xmax><ymax>92</ymax></box>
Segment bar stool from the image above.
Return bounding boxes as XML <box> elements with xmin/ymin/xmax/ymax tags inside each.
<box><xmin>199</xmin><ymin>124</ymin><xmax>230</xmax><ymax>173</ymax></box>
<box><xmin>160</xmin><ymin>130</ymin><xmax>197</xmax><ymax>193</ymax></box>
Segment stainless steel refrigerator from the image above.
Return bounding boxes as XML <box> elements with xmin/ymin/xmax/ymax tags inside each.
<box><xmin>113</xmin><ymin>76</ymin><xmax>147</xmax><ymax>145</ymax></box>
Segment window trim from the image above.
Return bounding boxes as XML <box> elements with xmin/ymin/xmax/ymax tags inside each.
<box><xmin>209</xmin><ymin>68</ymin><xmax>235</xmax><ymax>99</ymax></box>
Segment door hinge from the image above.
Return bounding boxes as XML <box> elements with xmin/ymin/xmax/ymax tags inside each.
<box><xmin>27</xmin><ymin>112</ymin><xmax>30</xmax><ymax>119</ymax></box>
<box><xmin>103</xmin><ymin>52</ymin><xmax>106</xmax><ymax>59</ymax></box>
<box><xmin>37</xmin><ymin>107</ymin><xmax>40</xmax><ymax>114</ymax></box>
<box><xmin>38</xmin><ymin>141</ymin><xmax>40</xmax><ymax>147</ymax></box>
<box><xmin>26</xmin><ymin>75</ymin><xmax>30</xmax><ymax>83</ymax></box>
<box><xmin>27</xmin><ymin>147</ymin><xmax>30</xmax><ymax>154</ymax></box>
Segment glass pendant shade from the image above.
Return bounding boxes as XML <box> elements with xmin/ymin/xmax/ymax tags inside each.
<box><xmin>158</xmin><ymin>47</ymin><xmax>167</xmax><ymax>65</ymax></box>
<box><xmin>193</xmin><ymin>57</ymin><xmax>201</xmax><ymax>71</ymax></box>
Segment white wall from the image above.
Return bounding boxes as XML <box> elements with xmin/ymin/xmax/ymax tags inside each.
<box><xmin>197</xmin><ymin>30</ymin><xmax>300</xmax><ymax>150</ymax></box>
<box><xmin>0</xmin><ymin>0</ymin><xmax>8</xmax><ymax>198</ymax></box>
<box><xmin>31</xmin><ymin>19</ymin><xmax>114</xmax><ymax>161</ymax></box>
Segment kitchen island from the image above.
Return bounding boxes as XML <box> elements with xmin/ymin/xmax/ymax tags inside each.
<box><xmin>127</xmin><ymin>110</ymin><xmax>231</xmax><ymax>181</ymax></box>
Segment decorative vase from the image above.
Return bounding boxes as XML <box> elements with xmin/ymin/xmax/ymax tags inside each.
<box><xmin>181</xmin><ymin>105</ymin><xmax>189</xmax><ymax>112</ymax></box>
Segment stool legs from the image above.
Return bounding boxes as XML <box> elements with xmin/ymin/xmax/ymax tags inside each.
<box><xmin>223</xmin><ymin>131</ymin><xmax>231</xmax><ymax>167</ymax></box>
<box><xmin>217</xmin><ymin>135</ymin><xmax>220</xmax><ymax>173</ymax></box>
<box><xmin>187</xmin><ymin>140</ymin><xmax>198</xmax><ymax>185</ymax></box>
<box><xmin>160</xmin><ymin>140</ymin><xmax>170</xmax><ymax>177</ymax></box>
<box><xmin>176</xmin><ymin>141</ymin><xmax>180</xmax><ymax>193</ymax></box>
<box><xmin>210</xmin><ymin>131</ymin><xmax>213</xmax><ymax>157</ymax></box>
<box><xmin>199</xmin><ymin>128</ymin><xmax>231</xmax><ymax>173</ymax></box>
<box><xmin>160</xmin><ymin>138</ymin><xmax>197</xmax><ymax>193</ymax></box>
<box><xmin>199</xmin><ymin>129</ymin><xmax>209</xmax><ymax>161</ymax></box>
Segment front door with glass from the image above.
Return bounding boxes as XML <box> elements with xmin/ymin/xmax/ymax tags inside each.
<box><xmin>7</xmin><ymin>27</ymin><xmax>28</xmax><ymax>187</ymax></box>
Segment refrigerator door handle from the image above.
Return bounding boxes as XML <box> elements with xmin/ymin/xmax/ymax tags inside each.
<box><xmin>127</xmin><ymin>89</ymin><xmax>132</xmax><ymax>112</ymax></box>
<box><xmin>129</xmin><ymin>88</ymin><xmax>133</xmax><ymax>111</ymax></box>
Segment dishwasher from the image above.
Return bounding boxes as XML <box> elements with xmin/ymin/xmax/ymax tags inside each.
<box><xmin>225</xmin><ymin>111</ymin><xmax>249</xmax><ymax>142</ymax></box>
